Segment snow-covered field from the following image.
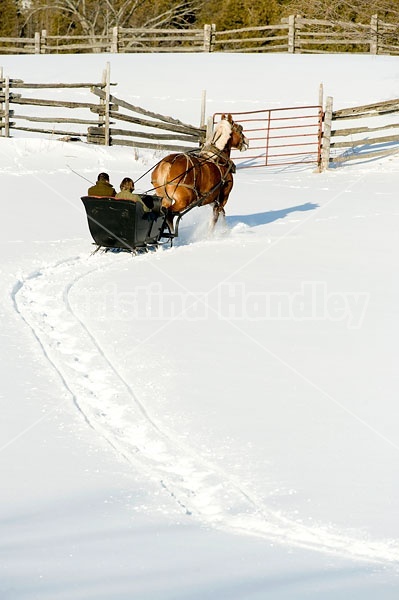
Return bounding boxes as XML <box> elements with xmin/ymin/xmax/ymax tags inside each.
<box><xmin>1</xmin><ymin>53</ymin><xmax>399</xmax><ymax>599</ymax></box>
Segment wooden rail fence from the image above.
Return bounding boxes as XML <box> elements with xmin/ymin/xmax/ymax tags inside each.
<box><xmin>0</xmin><ymin>63</ymin><xmax>205</xmax><ymax>152</ymax></box>
<box><xmin>0</xmin><ymin>64</ymin><xmax>113</xmax><ymax>140</ymax></box>
<box><xmin>3</xmin><ymin>63</ymin><xmax>399</xmax><ymax>171</ymax></box>
<box><xmin>321</xmin><ymin>97</ymin><xmax>399</xmax><ymax>168</ymax></box>
<box><xmin>1</xmin><ymin>16</ymin><xmax>399</xmax><ymax>54</ymax></box>
<box><xmin>88</xmin><ymin>87</ymin><xmax>205</xmax><ymax>151</ymax></box>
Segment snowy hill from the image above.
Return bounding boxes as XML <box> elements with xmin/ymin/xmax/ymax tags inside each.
<box><xmin>1</xmin><ymin>52</ymin><xmax>399</xmax><ymax>599</ymax></box>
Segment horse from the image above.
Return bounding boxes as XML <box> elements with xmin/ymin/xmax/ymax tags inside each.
<box><xmin>151</xmin><ymin>114</ymin><xmax>248</xmax><ymax>233</ymax></box>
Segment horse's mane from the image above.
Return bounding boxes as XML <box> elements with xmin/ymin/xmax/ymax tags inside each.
<box><xmin>205</xmin><ymin>119</ymin><xmax>232</xmax><ymax>151</ymax></box>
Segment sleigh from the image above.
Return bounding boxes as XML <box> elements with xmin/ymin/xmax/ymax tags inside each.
<box><xmin>81</xmin><ymin>194</ymin><xmax>173</xmax><ymax>253</ymax></box>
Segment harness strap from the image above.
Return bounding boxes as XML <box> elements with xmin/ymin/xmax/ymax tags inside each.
<box><xmin>150</xmin><ymin>150</ymin><xmax>236</xmax><ymax>211</ymax></box>
<box><xmin>177</xmin><ymin>158</ymin><xmax>235</xmax><ymax>213</ymax></box>
<box><xmin>163</xmin><ymin>154</ymin><xmax>201</xmax><ymax>204</ymax></box>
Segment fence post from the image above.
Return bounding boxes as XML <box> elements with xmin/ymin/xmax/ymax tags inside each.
<box><xmin>288</xmin><ymin>15</ymin><xmax>296</xmax><ymax>53</ymax></box>
<box><xmin>316</xmin><ymin>83</ymin><xmax>324</xmax><ymax>170</ymax></box>
<box><xmin>34</xmin><ymin>31</ymin><xmax>40</xmax><ymax>54</ymax></box>
<box><xmin>200</xmin><ymin>89</ymin><xmax>207</xmax><ymax>129</ymax></box>
<box><xmin>41</xmin><ymin>29</ymin><xmax>47</xmax><ymax>54</ymax></box>
<box><xmin>320</xmin><ymin>95</ymin><xmax>333</xmax><ymax>171</ymax></box>
<box><xmin>111</xmin><ymin>26</ymin><xmax>118</xmax><ymax>53</ymax></box>
<box><xmin>0</xmin><ymin>67</ymin><xmax>3</xmax><ymax>137</ymax></box>
<box><xmin>103</xmin><ymin>62</ymin><xmax>111</xmax><ymax>145</ymax></box>
<box><xmin>370</xmin><ymin>14</ymin><xmax>378</xmax><ymax>54</ymax></box>
<box><xmin>203</xmin><ymin>24</ymin><xmax>215</xmax><ymax>52</ymax></box>
<box><xmin>206</xmin><ymin>115</ymin><xmax>213</xmax><ymax>141</ymax></box>
<box><xmin>4</xmin><ymin>76</ymin><xmax>10</xmax><ymax>137</ymax></box>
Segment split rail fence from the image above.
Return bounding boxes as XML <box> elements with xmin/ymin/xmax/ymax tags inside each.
<box><xmin>321</xmin><ymin>97</ymin><xmax>399</xmax><ymax>168</ymax></box>
<box><xmin>1</xmin><ymin>15</ymin><xmax>399</xmax><ymax>54</ymax></box>
<box><xmin>0</xmin><ymin>64</ymin><xmax>205</xmax><ymax>153</ymax></box>
<box><xmin>2</xmin><ymin>63</ymin><xmax>399</xmax><ymax>171</ymax></box>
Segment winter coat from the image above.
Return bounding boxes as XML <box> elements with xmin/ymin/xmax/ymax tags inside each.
<box><xmin>115</xmin><ymin>190</ymin><xmax>151</xmax><ymax>212</ymax></box>
<box><xmin>88</xmin><ymin>180</ymin><xmax>116</xmax><ymax>197</ymax></box>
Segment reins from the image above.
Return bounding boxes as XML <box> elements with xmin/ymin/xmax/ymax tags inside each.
<box><xmin>138</xmin><ymin>118</ymin><xmax>244</xmax><ymax>214</ymax></box>
<box><xmin>140</xmin><ymin>120</ymin><xmax>238</xmax><ymax>194</ymax></box>
<box><xmin>135</xmin><ymin>146</ymin><xmax>200</xmax><ymax>190</ymax></box>
<box><xmin>143</xmin><ymin>141</ymin><xmax>235</xmax><ymax>195</ymax></box>
<box><xmin>142</xmin><ymin>149</ymin><xmax>213</xmax><ymax>195</ymax></box>
<box><xmin>171</xmin><ymin>152</ymin><xmax>236</xmax><ymax>214</ymax></box>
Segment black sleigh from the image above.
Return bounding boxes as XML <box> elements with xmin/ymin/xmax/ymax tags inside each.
<box><xmin>81</xmin><ymin>194</ymin><xmax>173</xmax><ymax>253</ymax></box>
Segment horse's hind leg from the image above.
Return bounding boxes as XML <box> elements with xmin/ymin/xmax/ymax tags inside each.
<box><xmin>166</xmin><ymin>208</ymin><xmax>176</xmax><ymax>233</ymax></box>
<box><xmin>210</xmin><ymin>203</ymin><xmax>225</xmax><ymax>231</ymax></box>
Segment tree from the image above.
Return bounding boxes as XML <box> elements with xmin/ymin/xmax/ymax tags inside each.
<box><xmin>198</xmin><ymin>0</ymin><xmax>282</xmax><ymax>29</ymax></box>
<box><xmin>22</xmin><ymin>0</ymin><xmax>203</xmax><ymax>39</ymax></box>
<box><xmin>281</xmin><ymin>0</ymin><xmax>399</xmax><ymax>52</ymax></box>
<box><xmin>282</xmin><ymin>0</ymin><xmax>399</xmax><ymax>23</ymax></box>
<box><xmin>0</xmin><ymin>0</ymin><xmax>19</xmax><ymax>36</ymax></box>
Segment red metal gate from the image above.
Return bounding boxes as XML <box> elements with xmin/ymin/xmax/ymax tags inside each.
<box><xmin>213</xmin><ymin>106</ymin><xmax>323</xmax><ymax>168</ymax></box>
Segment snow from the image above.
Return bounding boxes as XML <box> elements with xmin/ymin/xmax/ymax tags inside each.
<box><xmin>1</xmin><ymin>52</ymin><xmax>399</xmax><ymax>598</ymax></box>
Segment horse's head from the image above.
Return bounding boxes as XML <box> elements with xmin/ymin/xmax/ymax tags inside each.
<box><xmin>220</xmin><ymin>114</ymin><xmax>249</xmax><ymax>152</ymax></box>
<box><xmin>204</xmin><ymin>114</ymin><xmax>249</xmax><ymax>158</ymax></box>
<box><xmin>231</xmin><ymin>121</ymin><xmax>249</xmax><ymax>152</ymax></box>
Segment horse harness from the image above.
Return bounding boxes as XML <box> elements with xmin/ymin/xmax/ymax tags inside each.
<box><xmin>164</xmin><ymin>148</ymin><xmax>236</xmax><ymax>210</ymax></box>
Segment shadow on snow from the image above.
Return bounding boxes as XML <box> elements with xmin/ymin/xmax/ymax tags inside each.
<box><xmin>226</xmin><ymin>202</ymin><xmax>319</xmax><ymax>228</ymax></box>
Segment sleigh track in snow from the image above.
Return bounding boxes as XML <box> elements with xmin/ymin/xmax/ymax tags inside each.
<box><xmin>10</xmin><ymin>253</ymin><xmax>399</xmax><ymax>567</ymax></box>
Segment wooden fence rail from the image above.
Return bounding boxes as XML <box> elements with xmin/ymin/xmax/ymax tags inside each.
<box><xmin>321</xmin><ymin>98</ymin><xmax>399</xmax><ymax>168</ymax></box>
<box><xmin>3</xmin><ymin>63</ymin><xmax>399</xmax><ymax>170</ymax></box>
<box><xmin>89</xmin><ymin>86</ymin><xmax>204</xmax><ymax>150</ymax></box>
<box><xmin>1</xmin><ymin>16</ymin><xmax>399</xmax><ymax>54</ymax></box>
<box><xmin>0</xmin><ymin>63</ymin><xmax>205</xmax><ymax>152</ymax></box>
<box><xmin>0</xmin><ymin>65</ymin><xmax>113</xmax><ymax>141</ymax></box>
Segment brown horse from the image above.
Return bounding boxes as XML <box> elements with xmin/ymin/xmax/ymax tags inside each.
<box><xmin>151</xmin><ymin>114</ymin><xmax>248</xmax><ymax>233</ymax></box>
